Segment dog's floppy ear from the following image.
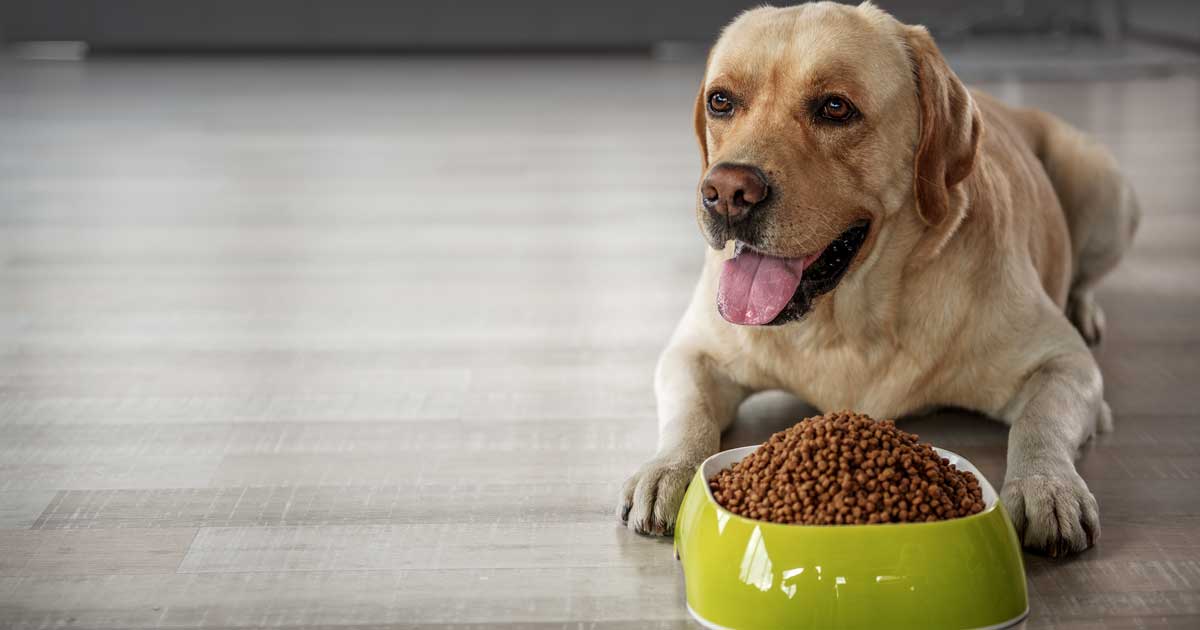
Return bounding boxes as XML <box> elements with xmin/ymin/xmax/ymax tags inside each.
<box><xmin>693</xmin><ymin>78</ymin><xmax>709</xmax><ymax>171</ymax></box>
<box><xmin>905</xmin><ymin>25</ymin><xmax>981</xmax><ymax>231</ymax></box>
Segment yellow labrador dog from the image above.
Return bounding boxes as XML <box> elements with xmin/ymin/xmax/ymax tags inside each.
<box><xmin>618</xmin><ymin>1</ymin><xmax>1139</xmax><ymax>557</ymax></box>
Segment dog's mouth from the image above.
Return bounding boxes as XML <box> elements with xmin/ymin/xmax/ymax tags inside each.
<box><xmin>717</xmin><ymin>221</ymin><xmax>870</xmax><ymax>326</ymax></box>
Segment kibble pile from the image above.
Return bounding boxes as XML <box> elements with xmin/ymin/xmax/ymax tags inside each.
<box><xmin>709</xmin><ymin>411</ymin><xmax>985</xmax><ymax>525</ymax></box>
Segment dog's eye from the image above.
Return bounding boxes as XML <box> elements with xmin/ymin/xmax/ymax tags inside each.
<box><xmin>707</xmin><ymin>91</ymin><xmax>734</xmax><ymax>116</ymax></box>
<box><xmin>819</xmin><ymin>96</ymin><xmax>856</xmax><ymax>122</ymax></box>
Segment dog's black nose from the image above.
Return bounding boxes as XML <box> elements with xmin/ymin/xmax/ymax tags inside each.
<box><xmin>701</xmin><ymin>163</ymin><xmax>769</xmax><ymax>223</ymax></box>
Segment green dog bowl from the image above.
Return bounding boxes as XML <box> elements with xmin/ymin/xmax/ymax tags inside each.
<box><xmin>675</xmin><ymin>445</ymin><xmax>1028</xmax><ymax>630</ymax></box>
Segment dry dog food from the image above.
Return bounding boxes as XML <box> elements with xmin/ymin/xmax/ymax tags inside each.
<box><xmin>709</xmin><ymin>411</ymin><xmax>985</xmax><ymax>525</ymax></box>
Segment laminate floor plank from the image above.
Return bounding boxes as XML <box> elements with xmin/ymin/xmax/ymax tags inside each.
<box><xmin>0</xmin><ymin>491</ymin><xmax>58</xmax><ymax>530</ymax></box>
<box><xmin>29</xmin><ymin>483</ymin><xmax>618</xmax><ymax>530</ymax></box>
<box><xmin>0</xmin><ymin>528</ymin><xmax>197</xmax><ymax>577</ymax></box>
<box><xmin>0</xmin><ymin>567</ymin><xmax>689</xmax><ymax>628</ymax></box>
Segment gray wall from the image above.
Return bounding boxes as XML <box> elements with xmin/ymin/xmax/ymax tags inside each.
<box><xmin>1</xmin><ymin>0</ymin><xmax>1193</xmax><ymax>52</ymax></box>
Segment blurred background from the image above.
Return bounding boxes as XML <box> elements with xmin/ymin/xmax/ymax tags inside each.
<box><xmin>3</xmin><ymin>1</ymin><xmax>1200</xmax><ymax>66</ymax></box>
<box><xmin>1</xmin><ymin>1</ymin><xmax>1198</xmax><ymax>628</ymax></box>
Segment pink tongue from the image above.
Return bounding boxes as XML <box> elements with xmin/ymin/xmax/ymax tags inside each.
<box><xmin>718</xmin><ymin>250</ymin><xmax>806</xmax><ymax>325</ymax></box>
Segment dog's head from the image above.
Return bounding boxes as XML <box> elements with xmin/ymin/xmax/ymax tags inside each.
<box><xmin>696</xmin><ymin>2</ymin><xmax>981</xmax><ymax>326</ymax></box>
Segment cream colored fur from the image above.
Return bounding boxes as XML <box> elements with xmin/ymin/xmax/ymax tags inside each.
<box><xmin>618</xmin><ymin>2</ymin><xmax>1139</xmax><ymax>557</ymax></box>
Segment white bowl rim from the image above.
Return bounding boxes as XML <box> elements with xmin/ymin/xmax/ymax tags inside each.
<box><xmin>699</xmin><ymin>444</ymin><xmax>999</xmax><ymax>526</ymax></box>
<box><xmin>687</xmin><ymin>602</ymin><xmax>1029</xmax><ymax>630</ymax></box>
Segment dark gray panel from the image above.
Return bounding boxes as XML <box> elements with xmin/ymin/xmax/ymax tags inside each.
<box><xmin>88</xmin><ymin>0</ymin><xmax>310</xmax><ymax>48</ymax></box>
<box><xmin>0</xmin><ymin>0</ymin><xmax>1092</xmax><ymax>51</ymax></box>
<box><xmin>1</xmin><ymin>0</ymin><xmax>95</xmax><ymax>41</ymax></box>
<box><xmin>1126</xmin><ymin>0</ymin><xmax>1200</xmax><ymax>49</ymax></box>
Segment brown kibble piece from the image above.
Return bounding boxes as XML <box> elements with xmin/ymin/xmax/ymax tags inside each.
<box><xmin>708</xmin><ymin>411</ymin><xmax>986</xmax><ymax>525</ymax></box>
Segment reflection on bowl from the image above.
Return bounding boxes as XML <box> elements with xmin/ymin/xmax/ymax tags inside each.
<box><xmin>674</xmin><ymin>446</ymin><xmax>1028</xmax><ymax>630</ymax></box>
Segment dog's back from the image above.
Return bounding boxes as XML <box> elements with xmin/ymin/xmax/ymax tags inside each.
<box><xmin>969</xmin><ymin>90</ymin><xmax>1140</xmax><ymax>343</ymax></box>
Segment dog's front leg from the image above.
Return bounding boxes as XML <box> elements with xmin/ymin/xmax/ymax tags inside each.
<box><xmin>1001</xmin><ymin>347</ymin><xmax>1110</xmax><ymax>557</ymax></box>
<box><xmin>619</xmin><ymin>345</ymin><xmax>747</xmax><ymax>535</ymax></box>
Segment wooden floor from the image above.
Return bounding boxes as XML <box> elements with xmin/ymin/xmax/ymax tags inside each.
<box><xmin>0</xmin><ymin>55</ymin><xmax>1198</xmax><ymax>629</ymax></box>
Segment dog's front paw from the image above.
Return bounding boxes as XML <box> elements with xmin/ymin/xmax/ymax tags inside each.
<box><xmin>1002</xmin><ymin>472</ymin><xmax>1099</xmax><ymax>557</ymax></box>
<box><xmin>618</xmin><ymin>457</ymin><xmax>698</xmax><ymax>536</ymax></box>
